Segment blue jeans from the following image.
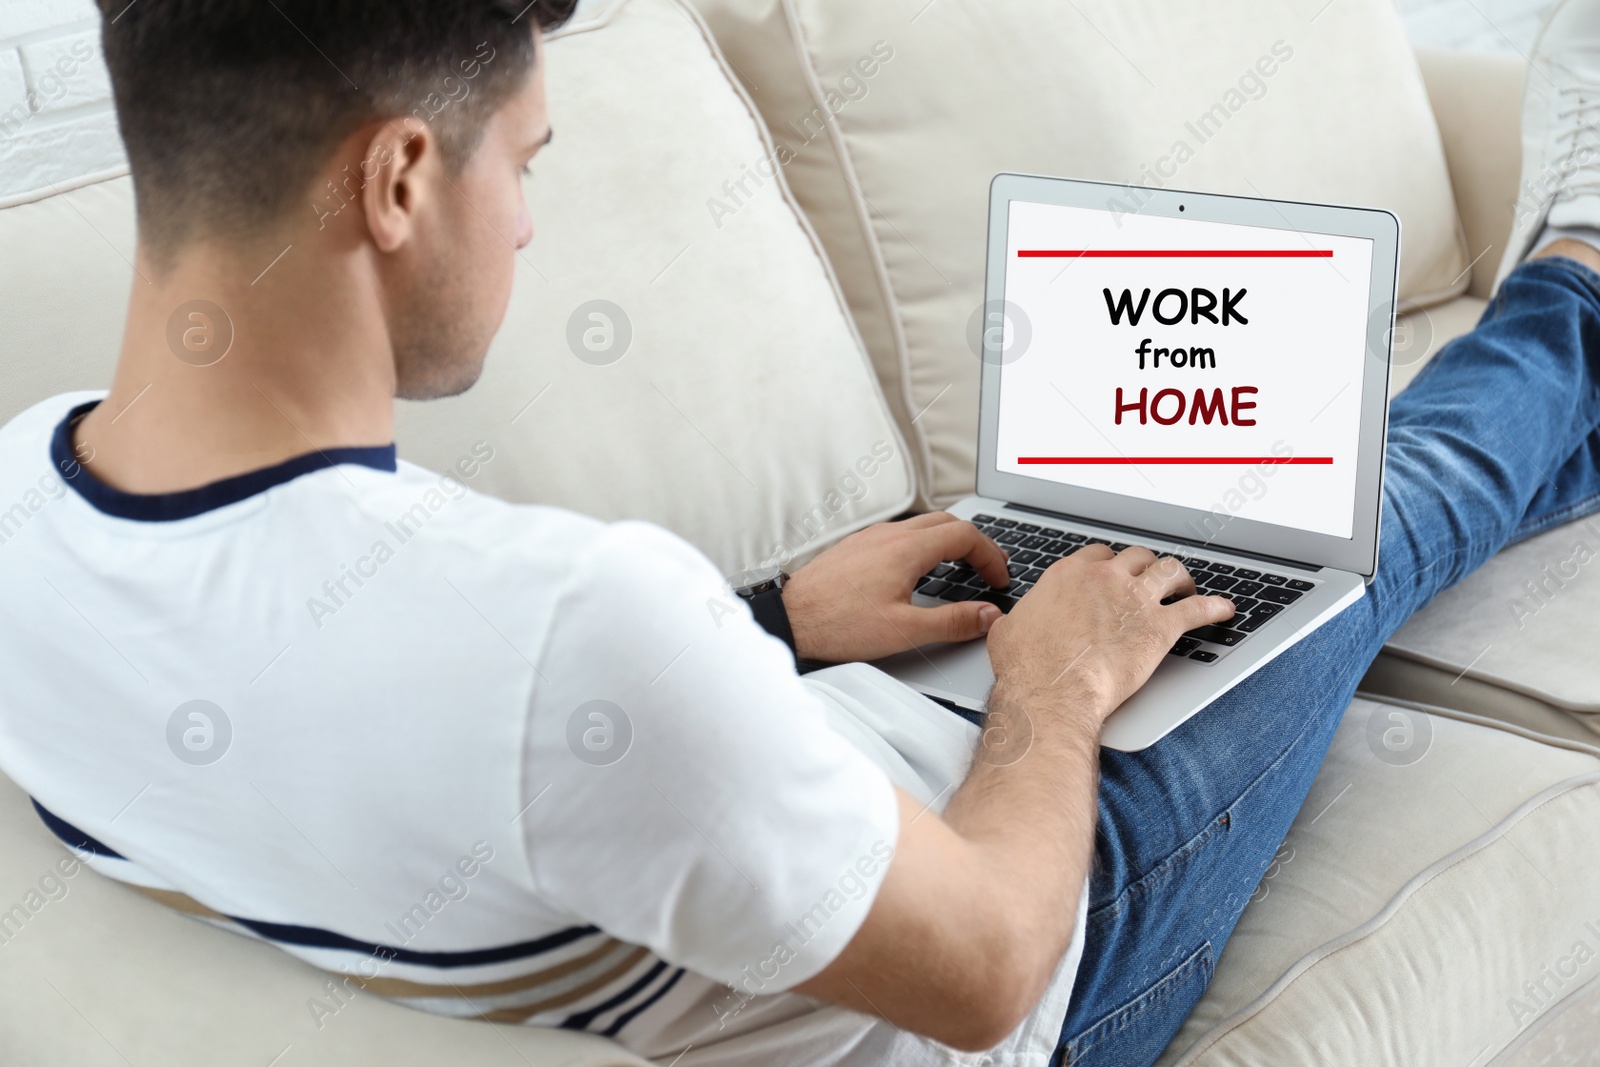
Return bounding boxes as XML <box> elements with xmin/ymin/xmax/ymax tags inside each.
<box><xmin>1054</xmin><ymin>257</ymin><xmax>1600</xmax><ymax>1066</ymax></box>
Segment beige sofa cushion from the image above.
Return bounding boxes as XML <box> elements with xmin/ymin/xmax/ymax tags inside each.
<box><xmin>0</xmin><ymin>770</ymin><xmax>647</xmax><ymax>1067</ymax></box>
<box><xmin>1414</xmin><ymin>48</ymin><xmax>1526</xmax><ymax>302</ymax></box>
<box><xmin>1160</xmin><ymin>699</ymin><xmax>1600</xmax><ymax>1065</ymax></box>
<box><xmin>0</xmin><ymin>0</ymin><xmax>914</xmax><ymax>576</ymax></box>
<box><xmin>1366</xmin><ymin>518</ymin><xmax>1600</xmax><ymax>741</ymax></box>
<box><xmin>691</xmin><ymin>0</ymin><xmax>1470</xmax><ymax>506</ymax></box>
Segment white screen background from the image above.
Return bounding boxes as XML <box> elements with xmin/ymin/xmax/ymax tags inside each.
<box><xmin>995</xmin><ymin>200</ymin><xmax>1374</xmax><ymax>540</ymax></box>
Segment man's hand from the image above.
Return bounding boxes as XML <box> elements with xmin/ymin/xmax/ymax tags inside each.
<box><xmin>782</xmin><ymin>513</ymin><xmax>1010</xmax><ymax>663</ymax></box>
<box><xmin>794</xmin><ymin>547</ymin><xmax>1238</xmax><ymax>1051</ymax></box>
<box><xmin>988</xmin><ymin>544</ymin><xmax>1236</xmax><ymax>713</ymax></box>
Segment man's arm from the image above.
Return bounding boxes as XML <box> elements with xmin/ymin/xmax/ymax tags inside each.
<box><xmin>791</xmin><ymin>540</ymin><xmax>1234</xmax><ymax>1050</ymax></box>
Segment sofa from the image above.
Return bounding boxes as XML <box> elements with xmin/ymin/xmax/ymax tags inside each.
<box><xmin>2</xmin><ymin>0</ymin><xmax>1599</xmax><ymax>1063</ymax></box>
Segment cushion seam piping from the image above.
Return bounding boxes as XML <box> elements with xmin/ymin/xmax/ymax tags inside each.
<box><xmin>674</xmin><ymin>0</ymin><xmax>917</xmax><ymax>530</ymax></box>
<box><xmin>1169</xmin><ymin>770</ymin><xmax>1600</xmax><ymax>1066</ymax></box>
<box><xmin>778</xmin><ymin>0</ymin><xmax>937</xmax><ymax>504</ymax></box>
<box><xmin>1375</xmin><ymin>643</ymin><xmax>1600</xmax><ymax>714</ymax></box>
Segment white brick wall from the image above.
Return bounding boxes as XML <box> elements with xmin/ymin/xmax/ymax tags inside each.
<box><xmin>0</xmin><ymin>0</ymin><xmax>126</xmax><ymax>205</ymax></box>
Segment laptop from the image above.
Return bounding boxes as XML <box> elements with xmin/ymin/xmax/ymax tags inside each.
<box><xmin>874</xmin><ymin>174</ymin><xmax>1400</xmax><ymax>751</ymax></box>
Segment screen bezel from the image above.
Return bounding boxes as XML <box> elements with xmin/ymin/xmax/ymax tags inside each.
<box><xmin>976</xmin><ymin>173</ymin><xmax>1399</xmax><ymax>578</ymax></box>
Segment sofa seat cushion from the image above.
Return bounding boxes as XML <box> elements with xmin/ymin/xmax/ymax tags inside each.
<box><xmin>690</xmin><ymin>0</ymin><xmax>1469</xmax><ymax>506</ymax></box>
<box><xmin>0</xmin><ymin>0</ymin><xmax>914</xmax><ymax>577</ymax></box>
<box><xmin>1160</xmin><ymin>698</ymin><xmax>1600</xmax><ymax>1065</ymax></box>
<box><xmin>1364</xmin><ymin>515</ymin><xmax>1600</xmax><ymax>743</ymax></box>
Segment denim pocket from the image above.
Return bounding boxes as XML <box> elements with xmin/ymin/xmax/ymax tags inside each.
<box><xmin>1088</xmin><ymin>809</ymin><xmax>1232</xmax><ymax>937</ymax></box>
<box><xmin>1062</xmin><ymin>939</ymin><xmax>1214</xmax><ymax>1067</ymax></box>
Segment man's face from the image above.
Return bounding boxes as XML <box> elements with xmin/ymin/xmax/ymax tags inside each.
<box><xmin>391</xmin><ymin>33</ymin><xmax>550</xmax><ymax>400</ymax></box>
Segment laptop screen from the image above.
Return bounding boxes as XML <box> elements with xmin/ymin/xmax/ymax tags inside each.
<box><xmin>994</xmin><ymin>198</ymin><xmax>1376</xmax><ymax>541</ymax></box>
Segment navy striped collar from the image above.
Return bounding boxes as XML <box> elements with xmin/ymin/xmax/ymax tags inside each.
<box><xmin>53</xmin><ymin>400</ymin><xmax>397</xmax><ymax>522</ymax></box>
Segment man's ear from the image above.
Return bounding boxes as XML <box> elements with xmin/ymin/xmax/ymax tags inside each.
<box><xmin>361</xmin><ymin>119</ymin><xmax>437</xmax><ymax>254</ymax></box>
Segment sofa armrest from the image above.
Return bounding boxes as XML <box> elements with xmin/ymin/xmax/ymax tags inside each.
<box><xmin>1414</xmin><ymin>48</ymin><xmax>1526</xmax><ymax>300</ymax></box>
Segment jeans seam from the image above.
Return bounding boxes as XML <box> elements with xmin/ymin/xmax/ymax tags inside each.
<box><xmin>1509</xmin><ymin>491</ymin><xmax>1600</xmax><ymax>545</ymax></box>
<box><xmin>1087</xmin><ymin>813</ymin><xmax>1228</xmax><ymax>933</ymax></box>
<box><xmin>1384</xmin><ymin>533</ymin><xmax>1502</xmax><ymax>619</ymax></box>
<box><xmin>1063</xmin><ymin>939</ymin><xmax>1214</xmax><ymax>1063</ymax></box>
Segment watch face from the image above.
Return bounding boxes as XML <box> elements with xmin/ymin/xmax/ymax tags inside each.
<box><xmin>728</xmin><ymin>565</ymin><xmax>784</xmax><ymax>594</ymax></box>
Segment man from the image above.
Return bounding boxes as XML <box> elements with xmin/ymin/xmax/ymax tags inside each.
<box><xmin>1</xmin><ymin>2</ymin><xmax>1598</xmax><ymax>1065</ymax></box>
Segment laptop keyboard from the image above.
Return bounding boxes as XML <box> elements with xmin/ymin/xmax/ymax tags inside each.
<box><xmin>913</xmin><ymin>514</ymin><xmax>1317</xmax><ymax>664</ymax></box>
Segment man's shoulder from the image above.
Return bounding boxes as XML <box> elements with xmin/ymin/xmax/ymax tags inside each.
<box><xmin>328</xmin><ymin>460</ymin><xmax>720</xmax><ymax>591</ymax></box>
<box><xmin>340</xmin><ymin>458</ymin><xmax>604</xmax><ymax>559</ymax></box>
<box><xmin>0</xmin><ymin>392</ymin><xmax>98</xmax><ymax>504</ymax></box>
<box><xmin>0</xmin><ymin>391</ymin><xmax>99</xmax><ymax>456</ymax></box>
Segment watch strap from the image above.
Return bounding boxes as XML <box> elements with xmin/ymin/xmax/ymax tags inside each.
<box><xmin>744</xmin><ymin>584</ymin><xmax>798</xmax><ymax>661</ymax></box>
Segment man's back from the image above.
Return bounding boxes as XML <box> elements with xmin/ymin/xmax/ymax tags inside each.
<box><xmin>0</xmin><ymin>392</ymin><xmax>921</xmax><ymax>1062</ymax></box>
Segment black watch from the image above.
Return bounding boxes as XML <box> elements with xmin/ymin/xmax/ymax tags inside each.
<box><xmin>729</xmin><ymin>566</ymin><xmax>798</xmax><ymax>660</ymax></box>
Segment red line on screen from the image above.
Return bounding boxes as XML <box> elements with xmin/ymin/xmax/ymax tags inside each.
<box><xmin>1016</xmin><ymin>249</ymin><xmax>1333</xmax><ymax>259</ymax></box>
<box><xmin>1017</xmin><ymin>457</ymin><xmax>1334</xmax><ymax>465</ymax></box>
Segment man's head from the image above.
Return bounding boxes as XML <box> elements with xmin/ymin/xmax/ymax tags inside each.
<box><xmin>98</xmin><ymin>0</ymin><xmax>577</xmax><ymax>398</ymax></box>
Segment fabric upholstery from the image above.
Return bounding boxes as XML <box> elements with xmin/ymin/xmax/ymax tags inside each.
<box><xmin>1372</xmin><ymin>517</ymin><xmax>1600</xmax><ymax>731</ymax></box>
<box><xmin>1159</xmin><ymin>700</ymin><xmax>1600</xmax><ymax>1065</ymax></box>
<box><xmin>690</xmin><ymin>0</ymin><xmax>1471</xmax><ymax>505</ymax></box>
<box><xmin>1414</xmin><ymin>48</ymin><xmax>1525</xmax><ymax>302</ymax></box>
<box><xmin>3</xmin><ymin>0</ymin><xmax>1595</xmax><ymax>1062</ymax></box>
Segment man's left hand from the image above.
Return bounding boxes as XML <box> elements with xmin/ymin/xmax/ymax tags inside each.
<box><xmin>782</xmin><ymin>513</ymin><xmax>1010</xmax><ymax>664</ymax></box>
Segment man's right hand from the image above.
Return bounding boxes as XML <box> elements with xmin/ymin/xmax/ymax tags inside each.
<box><xmin>987</xmin><ymin>545</ymin><xmax>1237</xmax><ymax>717</ymax></box>
<box><xmin>795</xmin><ymin>545</ymin><xmax>1238</xmax><ymax>1052</ymax></box>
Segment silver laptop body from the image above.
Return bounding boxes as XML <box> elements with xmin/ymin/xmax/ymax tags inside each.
<box><xmin>874</xmin><ymin>174</ymin><xmax>1400</xmax><ymax>751</ymax></box>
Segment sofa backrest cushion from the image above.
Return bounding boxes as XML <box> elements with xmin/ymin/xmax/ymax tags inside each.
<box><xmin>691</xmin><ymin>0</ymin><xmax>1470</xmax><ymax>506</ymax></box>
<box><xmin>0</xmin><ymin>0</ymin><xmax>914</xmax><ymax>574</ymax></box>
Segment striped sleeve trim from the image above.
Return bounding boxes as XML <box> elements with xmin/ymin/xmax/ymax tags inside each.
<box><xmin>602</xmin><ymin>967</ymin><xmax>688</xmax><ymax>1038</ymax></box>
<box><xmin>32</xmin><ymin>800</ymin><xmax>601</xmax><ymax>967</ymax></box>
<box><xmin>562</xmin><ymin>960</ymin><xmax>671</xmax><ymax>1030</ymax></box>
<box><xmin>32</xmin><ymin>798</ymin><xmax>123</xmax><ymax>859</ymax></box>
<box><xmin>34</xmin><ymin>799</ymin><xmax>684</xmax><ymax>1039</ymax></box>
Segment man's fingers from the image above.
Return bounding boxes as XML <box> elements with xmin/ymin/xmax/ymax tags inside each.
<box><xmin>906</xmin><ymin>600</ymin><xmax>1003</xmax><ymax>647</ymax></box>
<box><xmin>921</xmin><ymin>521</ymin><xmax>1010</xmax><ymax>588</ymax></box>
<box><xmin>1169</xmin><ymin>594</ymin><xmax>1236</xmax><ymax>634</ymax></box>
<box><xmin>1060</xmin><ymin>542</ymin><xmax>1114</xmax><ymax>567</ymax></box>
<box><xmin>1109</xmin><ymin>546</ymin><xmax>1159</xmax><ymax>574</ymax></box>
<box><xmin>1139</xmin><ymin>557</ymin><xmax>1197</xmax><ymax>601</ymax></box>
<box><xmin>899</xmin><ymin>511</ymin><xmax>959</xmax><ymax>530</ymax></box>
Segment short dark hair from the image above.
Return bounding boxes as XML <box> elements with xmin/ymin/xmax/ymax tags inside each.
<box><xmin>97</xmin><ymin>0</ymin><xmax>578</xmax><ymax>257</ymax></box>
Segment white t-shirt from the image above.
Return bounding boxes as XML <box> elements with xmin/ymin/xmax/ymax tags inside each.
<box><xmin>0</xmin><ymin>393</ymin><xmax>1086</xmax><ymax>1066</ymax></box>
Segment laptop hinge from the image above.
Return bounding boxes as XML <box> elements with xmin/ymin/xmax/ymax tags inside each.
<box><xmin>1003</xmin><ymin>502</ymin><xmax>1325</xmax><ymax>573</ymax></box>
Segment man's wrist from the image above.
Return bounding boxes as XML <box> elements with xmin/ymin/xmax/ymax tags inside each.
<box><xmin>778</xmin><ymin>573</ymin><xmax>824</xmax><ymax>663</ymax></box>
<box><xmin>987</xmin><ymin>678</ymin><xmax>1111</xmax><ymax>744</ymax></box>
